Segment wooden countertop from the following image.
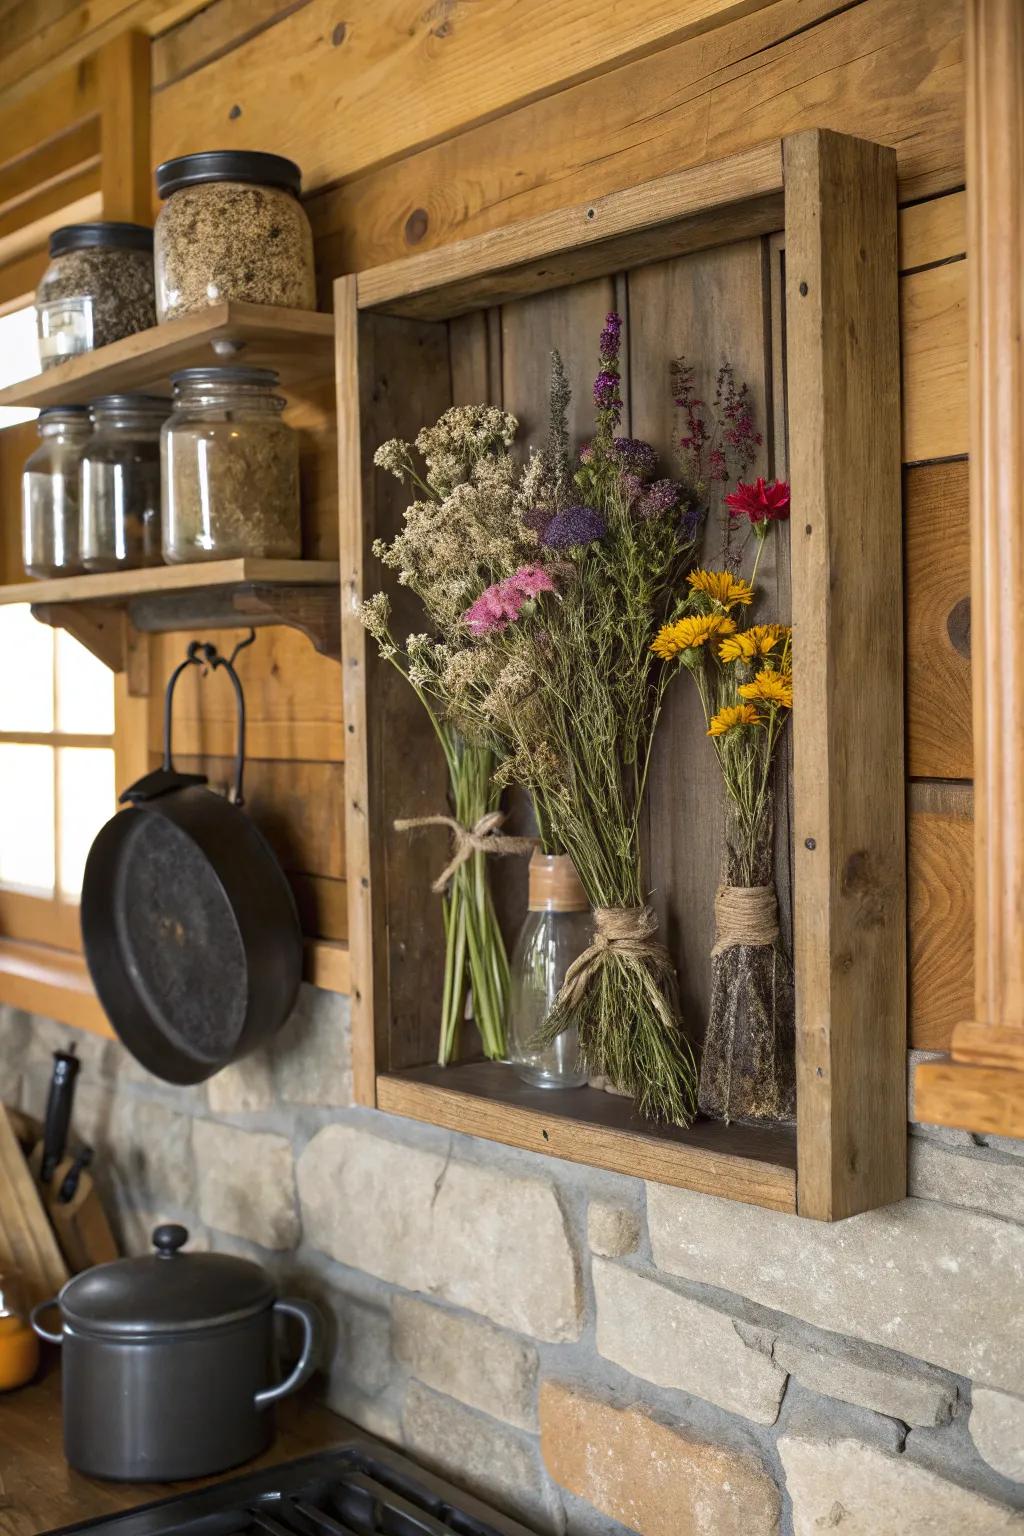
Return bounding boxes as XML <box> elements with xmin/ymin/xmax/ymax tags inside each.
<box><xmin>0</xmin><ymin>1361</ymin><xmax>352</xmax><ymax>1536</ymax></box>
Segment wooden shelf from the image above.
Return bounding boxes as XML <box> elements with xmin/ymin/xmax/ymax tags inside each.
<box><xmin>2</xmin><ymin>560</ymin><xmax>341</xmax><ymax>670</ymax></box>
<box><xmin>0</xmin><ymin>558</ymin><xmax>338</xmax><ymax>606</ymax></box>
<box><xmin>378</xmin><ymin>1063</ymin><xmax>798</xmax><ymax>1212</ymax></box>
<box><xmin>0</xmin><ymin>302</ymin><xmax>335</xmax><ymax>409</ymax></box>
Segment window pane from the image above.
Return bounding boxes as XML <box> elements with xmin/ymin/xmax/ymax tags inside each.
<box><xmin>0</xmin><ymin>607</ymin><xmax>55</xmax><ymax>732</ymax></box>
<box><xmin>0</xmin><ymin>306</ymin><xmax>40</xmax><ymax>429</ymax></box>
<box><xmin>57</xmin><ymin>746</ymin><xmax>114</xmax><ymax>897</ymax></box>
<box><xmin>0</xmin><ymin>743</ymin><xmax>55</xmax><ymax>892</ymax></box>
<box><xmin>56</xmin><ymin>629</ymin><xmax>115</xmax><ymax>735</ymax></box>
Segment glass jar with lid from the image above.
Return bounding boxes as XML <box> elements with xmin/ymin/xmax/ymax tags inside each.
<box><xmin>161</xmin><ymin>366</ymin><xmax>301</xmax><ymax>563</ymax></box>
<box><xmin>506</xmin><ymin>852</ymin><xmax>592</xmax><ymax>1089</ymax></box>
<box><xmin>154</xmin><ymin>152</ymin><xmax>316</xmax><ymax>323</ymax></box>
<box><xmin>22</xmin><ymin>407</ymin><xmax>91</xmax><ymax>578</ymax></box>
<box><xmin>81</xmin><ymin>395</ymin><xmax>168</xmax><ymax>572</ymax></box>
<box><xmin>35</xmin><ymin>223</ymin><xmax>156</xmax><ymax>371</ymax></box>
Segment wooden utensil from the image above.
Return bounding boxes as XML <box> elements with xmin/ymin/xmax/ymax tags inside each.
<box><xmin>0</xmin><ymin>1106</ymin><xmax>67</xmax><ymax>1305</ymax></box>
<box><xmin>43</xmin><ymin>1155</ymin><xmax>118</xmax><ymax>1274</ymax></box>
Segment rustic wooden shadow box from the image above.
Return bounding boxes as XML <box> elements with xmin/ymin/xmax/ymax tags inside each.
<box><xmin>336</xmin><ymin>130</ymin><xmax>906</xmax><ymax>1221</ymax></box>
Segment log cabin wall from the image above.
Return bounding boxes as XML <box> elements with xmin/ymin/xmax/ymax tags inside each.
<box><xmin>4</xmin><ymin>5</ymin><xmax>1018</xmax><ymax>1533</ymax></box>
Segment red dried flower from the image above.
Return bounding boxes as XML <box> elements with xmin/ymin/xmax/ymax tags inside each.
<box><xmin>724</xmin><ymin>477</ymin><xmax>791</xmax><ymax>526</ymax></box>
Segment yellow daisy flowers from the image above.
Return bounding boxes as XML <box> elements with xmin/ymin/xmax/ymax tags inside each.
<box><xmin>739</xmin><ymin>667</ymin><xmax>793</xmax><ymax>709</ymax></box>
<box><xmin>718</xmin><ymin>623</ymin><xmax>791</xmax><ymax>664</ymax></box>
<box><xmin>707</xmin><ymin>703</ymin><xmax>762</xmax><ymax>737</ymax></box>
<box><xmin>650</xmin><ymin>613</ymin><xmax>737</xmax><ymax>661</ymax></box>
<box><xmin>686</xmin><ymin>569</ymin><xmax>755</xmax><ymax>610</ymax></box>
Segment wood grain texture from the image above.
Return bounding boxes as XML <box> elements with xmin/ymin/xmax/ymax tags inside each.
<box><xmin>378</xmin><ymin>1063</ymin><xmax>797</xmax><ymax>1212</ymax></box>
<box><xmin>785</xmin><ymin>130</ymin><xmax>906</xmax><ymax>1220</ymax></box>
<box><xmin>0</xmin><ymin>1105</ymin><xmax>68</xmax><ymax>1306</ymax></box>
<box><xmin>0</xmin><ymin>303</ymin><xmax>336</xmax><ymax>410</ymax></box>
<box><xmin>0</xmin><ymin>558</ymin><xmax>338</xmax><ymax>605</ymax></box>
<box><xmin>0</xmin><ymin>941</ymin><xmax>113</xmax><ymax>1037</ymax></box>
<box><xmin>915</xmin><ymin>1059</ymin><xmax>1024</xmax><ymax>1136</ymax></box>
<box><xmin>904</xmin><ymin>459</ymin><xmax>971</xmax><ymax>779</ymax></box>
<box><xmin>151</xmin><ymin>0</ymin><xmax>791</xmax><ymax>189</ymax></box>
<box><xmin>148</xmin><ymin>623</ymin><xmax>344</xmax><ymax>763</ymax></box>
<box><xmin>310</xmin><ymin>0</ymin><xmax>963</xmax><ymax>275</ymax></box>
<box><xmin>899</xmin><ymin>190</ymin><xmax>966</xmax><ymax>271</ymax></box>
<box><xmin>357</xmin><ymin>144</ymin><xmax>784</xmax><ymax>319</ymax></box>
<box><xmin>0</xmin><ymin>0</ymin><xmax>206</xmax><ymax>102</ymax></box>
<box><xmin>901</xmin><ymin>258</ymin><xmax>968</xmax><ymax>463</ymax></box>
<box><xmin>97</xmin><ymin>28</ymin><xmax>151</xmax><ymax>221</ymax></box>
<box><xmin>909</xmin><ymin>783</ymin><xmax>973</xmax><ymax>1051</ymax></box>
<box><xmin>338</xmin><ymin>279</ymin><xmax>454</xmax><ymax>1103</ymax></box>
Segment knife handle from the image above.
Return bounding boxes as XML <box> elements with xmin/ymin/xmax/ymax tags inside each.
<box><xmin>40</xmin><ymin>1049</ymin><xmax>79</xmax><ymax>1184</ymax></box>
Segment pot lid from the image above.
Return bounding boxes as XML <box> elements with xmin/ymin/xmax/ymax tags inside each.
<box><xmin>59</xmin><ymin>1225</ymin><xmax>275</xmax><ymax>1338</ymax></box>
<box><xmin>49</xmin><ymin>222</ymin><xmax>154</xmax><ymax>257</ymax></box>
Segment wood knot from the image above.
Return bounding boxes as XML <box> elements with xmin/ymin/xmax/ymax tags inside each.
<box><xmin>332</xmin><ymin>21</ymin><xmax>347</xmax><ymax>45</ymax></box>
<box><xmin>947</xmin><ymin>595</ymin><xmax>971</xmax><ymax>659</ymax></box>
<box><xmin>841</xmin><ymin>850</ymin><xmax>887</xmax><ymax>927</ymax></box>
<box><xmin>405</xmin><ymin>208</ymin><xmax>429</xmax><ymax>246</ymax></box>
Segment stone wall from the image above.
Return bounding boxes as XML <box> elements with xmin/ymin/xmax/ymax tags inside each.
<box><xmin>5</xmin><ymin>997</ymin><xmax>1024</xmax><ymax>1535</ymax></box>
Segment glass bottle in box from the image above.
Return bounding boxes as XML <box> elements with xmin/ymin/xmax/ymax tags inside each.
<box><xmin>507</xmin><ymin>852</ymin><xmax>591</xmax><ymax>1089</ymax></box>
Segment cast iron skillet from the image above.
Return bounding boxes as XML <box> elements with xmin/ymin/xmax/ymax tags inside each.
<box><xmin>81</xmin><ymin>639</ymin><xmax>302</xmax><ymax>1084</ymax></box>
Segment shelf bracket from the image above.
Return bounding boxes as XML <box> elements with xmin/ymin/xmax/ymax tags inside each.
<box><xmin>127</xmin><ymin>582</ymin><xmax>341</xmax><ymax>661</ymax></box>
<box><xmin>31</xmin><ymin>602</ymin><xmax>127</xmax><ymax>672</ymax></box>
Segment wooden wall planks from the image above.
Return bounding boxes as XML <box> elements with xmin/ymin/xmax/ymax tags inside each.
<box><xmin>309</xmin><ymin>0</ymin><xmax>963</xmax><ymax>275</ymax></box>
<box><xmin>905</xmin><ymin>459</ymin><xmax>971</xmax><ymax>780</ymax></box>
<box><xmin>909</xmin><ymin>782</ymin><xmax>973</xmax><ymax>1051</ymax></box>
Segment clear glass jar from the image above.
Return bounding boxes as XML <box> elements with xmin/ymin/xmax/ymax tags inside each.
<box><xmin>81</xmin><ymin>395</ymin><xmax>168</xmax><ymax>572</ymax></box>
<box><xmin>507</xmin><ymin>853</ymin><xmax>591</xmax><ymax>1089</ymax></box>
<box><xmin>162</xmin><ymin>366</ymin><xmax>301</xmax><ymax>563</ymax></box>
<box><xmin>22</xmin><ymin>406</ymin><xmax>91</xmax><ymax>578</ymax></box>
<box><xmin>35</xmin><ymin>222</ymin><xmax>156</xmax><ymax>370</ymax></box>
<box><xmin>154</xmin><ymin>152</ymin><xmax>316</xmax><ymax>323</ymax></box>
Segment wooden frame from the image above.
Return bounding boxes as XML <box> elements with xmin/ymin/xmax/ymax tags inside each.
<box><xmin>915</xmin><ymin>0</ymin><xmax>1024</xmax><ymax>1136</ymax></box>
<box><xmin>339</xmin><ymin>130</ymin><xmax>905</xmax><ymax>1219</ymax></box>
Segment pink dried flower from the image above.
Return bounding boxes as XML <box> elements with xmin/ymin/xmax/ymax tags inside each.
<box><xmin>462</xmin><ymin>565</ymin><xmax>555</xmax><ymax>635</ymax></box>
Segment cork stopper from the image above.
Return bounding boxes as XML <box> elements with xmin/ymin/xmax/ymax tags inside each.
<box><xmin>527</xmin><ymin>852</ymin><xmax>589</xmax><ymax>912</ymax></box>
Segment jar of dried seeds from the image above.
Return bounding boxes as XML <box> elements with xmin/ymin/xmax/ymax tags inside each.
<box><xmin>154</xmin><ymin>151</ymin><xmax>316</xmax><ymax>321</ymax></box>
<box><xmin>81</xmin><ymin>396</ymin><xmax>169</xmax><ymax>572</ymax></box>
<box><xmin>35</xmin><ymin>223</ymin><xmax>156</xmax><ymax>370</ymax></box>
<box><xmin>161</xmin><ymin>367</ymin><xmax>301</xmax><ymax>563</ymax></box>
<box><xmin>22</xmin><ymin>407</ymin><xmax>92</xmax><ymax>578</ymax></box>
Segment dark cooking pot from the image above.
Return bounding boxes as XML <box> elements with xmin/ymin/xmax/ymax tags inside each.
<box><xmin>31</xmin><ymin>1224</ymin><xmax>321</xmax><ymax>1482</ymax></box>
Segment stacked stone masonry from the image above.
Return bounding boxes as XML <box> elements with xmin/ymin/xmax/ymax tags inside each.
<box><xmin>4</xmin><ymin>996</ymin><xmax>1024</xmax><ymax>1536</ymax></box>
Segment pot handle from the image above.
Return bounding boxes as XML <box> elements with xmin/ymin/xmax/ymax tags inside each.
<box><xmin>254</xmin><ymin>1298</ymin><xmax>320</xmax><ymax>1410</ymax></box>
<box><xmin>30</xmin><ymin>1299</ymin><xmax>63</xmax><ymax>1346</ymax></box>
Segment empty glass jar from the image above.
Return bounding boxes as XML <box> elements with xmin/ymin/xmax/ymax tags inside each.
<box><xmin>81</xmin><ymin>395</ymin><xmax>168</xmax><ymax>572</ymax></box>
<box><xmin>507</xmin><ymin>853</ymin><xmax>591</xmax><ymax>1089</ymax></box>
<box><xmin>161</xmin><ymin>366</ymin><xmax>301</xmax><ymax>563</ymax></box>
<box><xmin>22</xmin><ymin>406</ymin><xmax>91</xmax><ymax>578</ymax></box>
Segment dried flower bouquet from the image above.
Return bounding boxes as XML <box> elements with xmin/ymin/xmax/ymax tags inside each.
<box><xmin>653</xmin><ymin>473</ymin><xmax>796</xmax><ymax>1123</ymax></box>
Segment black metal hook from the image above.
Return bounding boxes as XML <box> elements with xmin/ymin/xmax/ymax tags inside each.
<box><xmin>162</xmin><ymin>637</ymin><xmax>253</xmax><ymax>807</ymax></box>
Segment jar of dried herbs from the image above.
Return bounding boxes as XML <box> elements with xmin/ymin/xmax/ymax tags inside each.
<box><xmin>162</xmin><ymin>367</ymin><xmax>301</xmax><ymax>563</ymax></box>
<box><xmin>81</xmin><ymin>396</ymin><xmax>169</xmax><ymax>572</ymax></box>
<box><xmin>154</xmin><ymin>152</ymin><xmax>316</xmax><ymax>322</ymax></box>
<box><xmin>21</xmin><ymin>407</ymin><xmax>92</xmax><ymax>578</ymax></box>
<box><xmin>35</xmin><ymin>223</ymin><xmax>156</xmax><ymax>370</ymax></box>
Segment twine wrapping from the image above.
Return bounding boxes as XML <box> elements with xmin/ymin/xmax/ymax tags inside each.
<box><xmin>394</xmin><ymin>810</ymin><xmax>536</xmax><ymax>892</ymax></box>
<box><xmin>711</xmin><ymin>883</ymin><xmax>779</xmax><ymax>958</ymax></box>
<box><xmin>556</xmin><ymin>905</ymin><xmax>673</xmax><ymax>1015</ymax></box>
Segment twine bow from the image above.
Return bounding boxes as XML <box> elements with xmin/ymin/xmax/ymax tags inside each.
<box><xmin>555</xmin><ymin>905</ymin><xmax>674</xmax><ymax>1016</ymax></box>
<box><xmin>711</xmin><ymin>883</ymin><xmax>779</xmax><ymax>957</ymax></box>
<box><xmin>393</xmin><ymin>810</ymin><xmax>536</xmax><ymax>893</ymax></box>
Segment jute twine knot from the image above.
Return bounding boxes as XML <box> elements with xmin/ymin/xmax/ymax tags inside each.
<box><xmin>556</xmin><ymin>905</ymin><xmax>672</xmax><ymax>1012</ymax></box>
<box><xmin>393</xmin><ymin>810</ymin><xmax>536</xmax><ymax>893</ymax></box>
<box><xmin>711</xmin><ymin>883</ymin><xmax>779</xmax><ymax>957</ymax></box>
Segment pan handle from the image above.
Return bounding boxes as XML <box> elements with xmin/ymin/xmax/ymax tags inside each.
<box><xmin>162</xmin><ymin>641</ymin><xmax>248</xmax><ymax>808</ymax></box>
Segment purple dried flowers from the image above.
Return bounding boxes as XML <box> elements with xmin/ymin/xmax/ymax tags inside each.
<box><xmin>541</xmin><ymin>504</ymin><xmax>606</xmax><ymax>549</ymax></box>
<box><xmin>610</xmin><ymin>437</ymin><xmax>658</xmax><ymax>480</ymax></box>
<box><xmin>462</xmin><ymin>564</ymin><xmax>556</xmax><ymax>636</ymax></box>
<box><xmin>632</xmin><ymin>479</ymin><xmax>680</xmax><ymax>520</ymax></box>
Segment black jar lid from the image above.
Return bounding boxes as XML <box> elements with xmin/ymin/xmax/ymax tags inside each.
<box><xmin>49</xmin><ymin>222</ymin><xmax>154</xmax><ymax>258</ymax></box>
<box><xmin>90</xmin><ymin>394</ymin><xmax>171</xmax><ymax>414</ymax></box>
<box><xmin>39</xmin><ymin>404</ymin><xmax>90</xmax><ymax>419</ymax></box>
<box><xmin>57</xmin><ymin>1225</ymin><xmax>275</xmax><ymax>1339</ymax></box>
<box><xmin>155</xmin><ymin>151</ymin><xmax>302</xmax><ymax>200</ymax></box>
<box><xmin>170</xmin><ymin>366</ymin><xmax>281</xmax><ymax>389</ymax></box>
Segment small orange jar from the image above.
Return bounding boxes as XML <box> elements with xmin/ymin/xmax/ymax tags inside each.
<box><xmin>0</xmin><ymin>1276</ymin><xmax>40</xmax><ymax>1391</ymax></box>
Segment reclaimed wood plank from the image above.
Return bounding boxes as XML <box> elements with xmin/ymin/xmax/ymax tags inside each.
<box><xmin>905</xmin><ymin>459</ymin><xmax>971</xmax><ymax>779</ymax></box>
